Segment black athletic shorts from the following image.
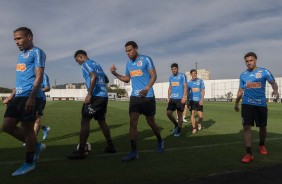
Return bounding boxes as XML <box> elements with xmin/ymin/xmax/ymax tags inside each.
<box><xmin>129</xmin><ymin>96</ymin><xmax>156</xmax><ymax>116</ymax></box>
<box><xmin>38</xmin><ymin>100</ymin><xmax>46</xmax><ymax>116</ymax></box>
<box><xmin>81</xmin><ymin>96</ymin><xmax>108</xmax><ymax>120</ymax></box>
<box><xmin>241</xmin><ymin>104</ymin><xmax>268</xmax><ymax>127</ymax></box>
<box><xmin>4</xmin><ymin>97</ymin><xmax>42</xmax><ymax>122</ymax></box>
<box><xmin>167</xmin><ymin>99</ymin><xmax>185</xmax><ymax>112</ymax></box>
<box><xmin>188</xmin><ymin>101</ymin><xmax>204</xmax><ymax>112</ymax></box>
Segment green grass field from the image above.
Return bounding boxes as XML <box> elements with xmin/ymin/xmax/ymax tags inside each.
<box><xmin>0</xmin><ymin>101</ymin><xmax>281</xmax><ymax>184</ymax></box>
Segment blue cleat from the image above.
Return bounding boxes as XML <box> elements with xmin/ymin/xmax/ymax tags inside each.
<box><xmin>157</xmin><ymin>140</ymin><xmax>164</xmax><ymax>153</ymax></box>
<box><xmin>174</xmin><ymin>132</ymin><xmax>180</xmax><ymax>137</ymax></box>
<box><xmin>121</xmin><ymin>151</ymin><xmax>139</xmax><ymax>162</ymax></box>
<box><xmin>172</xmin><ymin>127</ymin><xmax>178</xmax><ymax>135</ymax></box>
<box><xmin>42</xmin><ymin>127</ymin><xmax>51</xmax><ymax>140</ymax></box>
<box><xmin>33</xmin><ymin>143</ymin><xmax>46</xmax><ymax>162</ymax></box>
<box><xmin>12</xmin><ymin>162</ymin><xmax>35</xmax><ymax>176</ymax></box>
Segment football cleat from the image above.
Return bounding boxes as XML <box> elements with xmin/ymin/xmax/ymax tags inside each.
<box><xmin>121</xmin><ymin>151</ymin><xmax>139</xmax><ymax>162</ymax></box>
<box><xmin>42</xmin><ymin>127</ymin><xmax>51</xmax><ymax>140</ymax></box>
<box><xmin>12</xmin><ymin>162</ymin><xmax>35</xmax><ymax>176</ymax></box>
<box><xmin>241</xmin><ymin>154</ymin><xmax>254</xmax><ymax>163</ymax></box>
<box><xmin>66</xmin><ymin>150</ymin><xmax>87</xmax><ymax>159</ymax></box>
<box><xmin>33</xmin><ymin>143</ymin><xmax>46</xmax><ymax>162</ymax></box>
<box><xmin>259</xmin><ymin>145</ymin><xmax>267</xmax><ymax>155</ymax></box>
<box><xmin>104</xmin><ymin>146</ymin><xmax>117</xmax><ymax>153</ymax></box>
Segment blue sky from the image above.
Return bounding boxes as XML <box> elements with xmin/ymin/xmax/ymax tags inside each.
<box><xmin>1</xmin><ymin>0</ymin><xmax>282</xmax><ymax>88</ymax></box>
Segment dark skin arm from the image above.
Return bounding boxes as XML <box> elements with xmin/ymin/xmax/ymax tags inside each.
<box><xmin>139</xmin><ymin>69</ymin><xmax>157</xmax><ymax>97</ymax></box>
<box><xmin>85</xmin><ymin>71</ymin><xmax>96</xmax><ymax>104</ymax></box>
<box><xmin>110</xmin><ymin>64</ymin><xmax>131</xmax><ymax>83</ymax></box>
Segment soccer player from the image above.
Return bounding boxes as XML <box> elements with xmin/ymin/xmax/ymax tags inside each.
<box><xmin>167</xmin><ymin>63</ymin><xmax>188</xmax><ymax>137</ymax></box>
<box><xmin>67</xmin><ymin>50</ymin><xmax>116</xmax><ymax>159</ymax></box>
<box><xmin>188</xmin><ymin>69</ymin><xmax>205</xmax><ymax>134</ymax></box>
<box><xmin>34</xmin><ymin>73</ymin><xmax>51</xmax><ymax>140</ymax></box>
<box><xmin>110</xmin><ymin>41</ymin><xmax>164</xmax><ymax>162</ymax></box>
<box><xmin>235</xmin><ymin>52</ymin><xmax>279</xmax><ymax>163</ymax></box>
<box><xmin>2</xmin><ymin>27</ymin><xmax>46</xmax><ymax>176</ymax></box>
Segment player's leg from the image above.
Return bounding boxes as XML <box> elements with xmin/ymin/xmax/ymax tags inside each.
<box><xmin>34</xmin><ymin>116</ymin><xmax>41</xmax><ymax>135</ymax></box>
<box><xmin>197</xmin><ymin>107</ymin><xmax>203</xmax><ymax>131</ymax></box>
<box><xmin>241</xmin><ymin>104</ymin><xmax>254</xmax><ymax>163</ymax></box>
<box><xmin>190</xmin><ymin>110</ymin><xmax>197</xmax><ymax>133</ymax></box>
<box><xmin>182</xmin><ymin>104</ymin><xmax>188</xmax><ymax>122</ymax></box>
<box><xmin>166</xmin><ymin>100</ymin><xmax>178</xmax><ymax>132</ymax></box>
<box><xmin>257</xmin><ymin>106</ymin><xmax>268</xmax><ymax>155</ymax></box>
<box><xmin>2</xmin><ymin>117</ymin><xmax>24</xmax><ymax>142</ymax></box>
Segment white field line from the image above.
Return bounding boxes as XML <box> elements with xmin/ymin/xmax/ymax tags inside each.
<box><xmin>1</xmin><ymin>137</ymin><xmax>282</xmax><ymax>166</ymax></box>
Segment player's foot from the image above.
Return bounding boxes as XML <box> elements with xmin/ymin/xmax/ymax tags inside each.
<box><xmin>66</xmin><ymin>150</ymin><xmax>87</xmax><ymax>159</ymax></box>
<box><xmin>33</xmin><ymin>143</ymin><xmax>46</xmax><ymax>162</ymax></box>
<box><xmin>12</xmin><ymin>162</ymin><xmax>35</xmax><ymax>176</ymax></box>
<box><xmin>121</xmin><ymin>151</ymin><xmax>139</xmax><ymax>162</ymax></box>
<box><xmin>174</xmin><ymin>132</ymin><xmax>180</xmax><ymax>137</ymax></box>
<box><xmin>104</xmin><ymin>146</ymin><xmax>117</xmax><ymax>153</ymax></box>
<box><xmin>259</xmin><ymin>145</ymin><xmax>267</xmax><ymax>155</ymax></box>
<box><xmin>42</xmin><ymin>127</ymin><xmax>51</xmax><ymax>140</ymax></box>
<box><xmin>241</xmin><ymin>154</ymin><xmax>254</xmax><ymax>163</ymax></box>
<box><xmin>172</xmin><ymin>127</ymin><xmax>178</xmax><ymax>135</ymax></box>
<box><xmin>192</xmin><ymin>128</ymin><xmax>197</xmax><ymax>134</ymax></box>
<box><xmin>183</xmin><ymin>118</ymin><xmax>187</xmax><ymax>123</ymax></box>
<box><xmin>198</xmin><ymin>124</ymin><xmax>202</xmax><ymax>131</ymax></box>
<box><xmin>157</xmin><ymin>140</ymin><xmax>164</xmax><ymax>153</ymax></box>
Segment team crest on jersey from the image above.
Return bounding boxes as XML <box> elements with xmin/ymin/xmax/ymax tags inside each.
<box><xmin>23</xmin><ymin>52</ymin><xmax>30</xmax><ymax>58</ymax></box>
<box><xmin>16</xmin><ymin>63</ymin><xmax>26</xmax><ymax>72</ymax></box>
<box><xmin>255</xmin><ymin>71</ymin><xmax>262</xmax><ymax>79</ymax></box>
<box><xmin>137</xmin><ymin>60</ymin><xmax>143</xmax><ymax>67</ymax></box>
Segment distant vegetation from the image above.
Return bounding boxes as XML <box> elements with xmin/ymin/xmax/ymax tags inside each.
<box><xmin>0</xmin><ymin>87</ymin><xmax>12</xmax><ymax>93</ymax></box>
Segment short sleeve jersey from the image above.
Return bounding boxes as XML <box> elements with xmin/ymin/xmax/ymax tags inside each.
<box><xmin>82</xmin><ymin>59</ymin><xmax>108</xmax><ymax>97</ymax></box>
<box><xmin>125</xmin><ymin>55</ymin><xmax>155</xmax><ymax>97</ymax></box>
<box><xmin>188</xmin><ymin>78</ymin><xmax>205</xmax><ymax>102</ymax></box>
<box><xmin>15</xmin><ymin>47</ymin><xmax>45</xmax><ymax>97</ymax></box>
<box><xmin>169</xmin><ymin>72</ymin><xmax>187</xmax><ymax>99</ymax></box>
<box><xmin>41</xmin><ymin>73</ymin><xmax>50</xmax><ymax>100</ymax></box>
<box><xmin>239</xmin><ymin>67</ymin><xmax>275</xmax><ymax>106</ymax></box>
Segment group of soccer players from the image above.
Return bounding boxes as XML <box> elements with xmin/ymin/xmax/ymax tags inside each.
<box><xmin>1</xmin><ymin>26</ymin><xmax>279</xmax><ymax>176</ymax></box>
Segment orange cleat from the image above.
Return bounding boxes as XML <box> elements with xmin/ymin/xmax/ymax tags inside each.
<box><xmin>241</xmin><ymin>154</ymin><xmax>254</xmax><ymax>163</ymax></box>
<box><xmin>259</xmin><ymin>146</ymin><xmax>267</xmax><ymax>155</ymax></box>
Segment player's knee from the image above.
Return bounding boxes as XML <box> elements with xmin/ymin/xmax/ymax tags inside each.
<box><xmin>2</xmin><ymin>123</ymin><xmax>14</xmax><ymax>134</ymax></box>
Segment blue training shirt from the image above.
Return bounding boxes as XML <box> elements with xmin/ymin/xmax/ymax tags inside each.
<box><xmin>240</xmin><ymin>67</ymin><xmax>275</xmax><ymax>106</ymax></box>
<box><xmin>125</xmin><ymin>54</ymin><xmax>155</xmax><ymax>97</ymax></box>
<box><xmin>188</xmin><ymin>78</ymin><xmax>205</xmax><ymax>102</ymax></box>
<box><xmin>82</xmin><ymin>59</ymin><xmax>108</xmax><ymax>97</ymax></box>
<box><xmin>41</xmin><ymin>73</ymin><xmax>50</xmax><ymax>100</ymax></box>
<box><xmin>169</xmin><ymin>72</ymin><xmax>187</xmax><ymax>99</ymax></box>
<box><xmin>15</xmin><ymin>47</ymin><xmax>45</xmax><ymax>97</ymax></box>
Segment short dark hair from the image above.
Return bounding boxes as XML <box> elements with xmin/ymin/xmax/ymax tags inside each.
<box><xmin>244</xmin><ymin>52</ymin><xmax>257</xmax><ymax>59</ymax></box>
<box><xmin>190</xmin><ymin>69</ymin><xmax>197</xmax><ymax>74</ymax></box>
<box><xmin>14</xmin><ymin>27</ymin><xmax>33</xmax><ymax>37</ymax></box>
<box><xmin>171</xmin><ymin>63</ymin><xmax>178</xmax><ymax>68</ymax></box>
<box><xmin>125</xmin><ymin>41</ymin><xmax>138</xmax><ymax>48</ymax></box>
<box><xmin>74</xmin><ymin>50</ymin><xmax>87</xmax><ymax>58</ymax></box>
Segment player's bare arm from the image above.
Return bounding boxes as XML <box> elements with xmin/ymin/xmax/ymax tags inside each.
<box><xmin>3</xmin><ymin>88</ymin><xmax>16</xmax><ymax>105</ymax></box>
<box><xmin>181</xmin><ymin>83</ymin><xmax>188</xmax><ymax>104</ymax></box>
<box><xmin>235</xmin><ymin>88</ymin><xmax>244</xmax><ymax>112</ymax></box>
<box><xmin>26</xmin><ymin>67</ymin><xmax>44</xmax><ymax>112</ymax></box>
<box><xmin>110</xmin><ymin>64</ymin><xmax>130</xmax><ymax>83</ymax></box>
<box><xmin>269</xmin><ymin>80</ymin><xmax>279</xmax><ymax>100</ymax></box>
<box><xmin>139</xmin><ymin>69</ymin><xmax>157</xmax><ymax>97</ymax></box>
<box><xmin>85</xmin><ymin>72</ymin><xmax>96</xmax><ymax>104</ymax></box>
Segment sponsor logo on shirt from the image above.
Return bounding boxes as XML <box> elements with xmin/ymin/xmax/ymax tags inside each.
<box><xmin>16</xmin><ymin>63</ymin><xmax>26</xmax><ymax>72</ymax></box>
<box><xmin>130</xmin><ymin>70</ymin><xmax>143</xmax><ymax>77</ymax></box>
<box><xmin>246</xmin><ymin>82</ymin><xmax>261</xmax><ymax>89</ymax></box>
<box><xmin>171</xmin><ymin>82</ymin><xmax>180</xmax><ymax>86</ymax></box>
<box><xmin>192</xmin><ymin>88</ymin><xmax>200</xmax><ymax>92</ymax></box>
<box><xmin>137</xmin><ymin>60</ymin><xmax>143</xmax><ymax>67</ymax></box>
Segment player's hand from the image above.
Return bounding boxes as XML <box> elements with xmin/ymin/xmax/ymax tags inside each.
<box><xmin>139</xmin><ymin>87</ymin><xmax>149</xmax><ymax>97</ymax></box>
<box><xmin>181</xmin><ymin>98</ymin><xmax>186</xmax><ymax>104</ymax></box>
<box><xmin>234</xmin><ymin>104</ymin><xmax>240</xmax><ymax>112</ymax></box>
<box><xmin>84</xmin><ymin>94</ymin><xmax>91</xmax><ymax>104</ymax></box>
<box><xmin>110</xmin><ymin>65</ymin><xmax>117</xmax><ymax>74</ymax></box>
<box><xmin>3</xmin><ymin>97</ymin><xmax>11</xmax><ymax>106</ymax></box>
<box><xmin>25</xmin><ymin>96</ymin><xmax>35</xmax><ymax>113</ymax></box>
<box><xmin>199</xmin><ymin>100</ymin><xmax>204</xmax><ymax>105</ymax></box>
<box><xmin>272</xmin><ymin>90</ymin><xmax>279</xmax><ymax>100</ymax></box>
